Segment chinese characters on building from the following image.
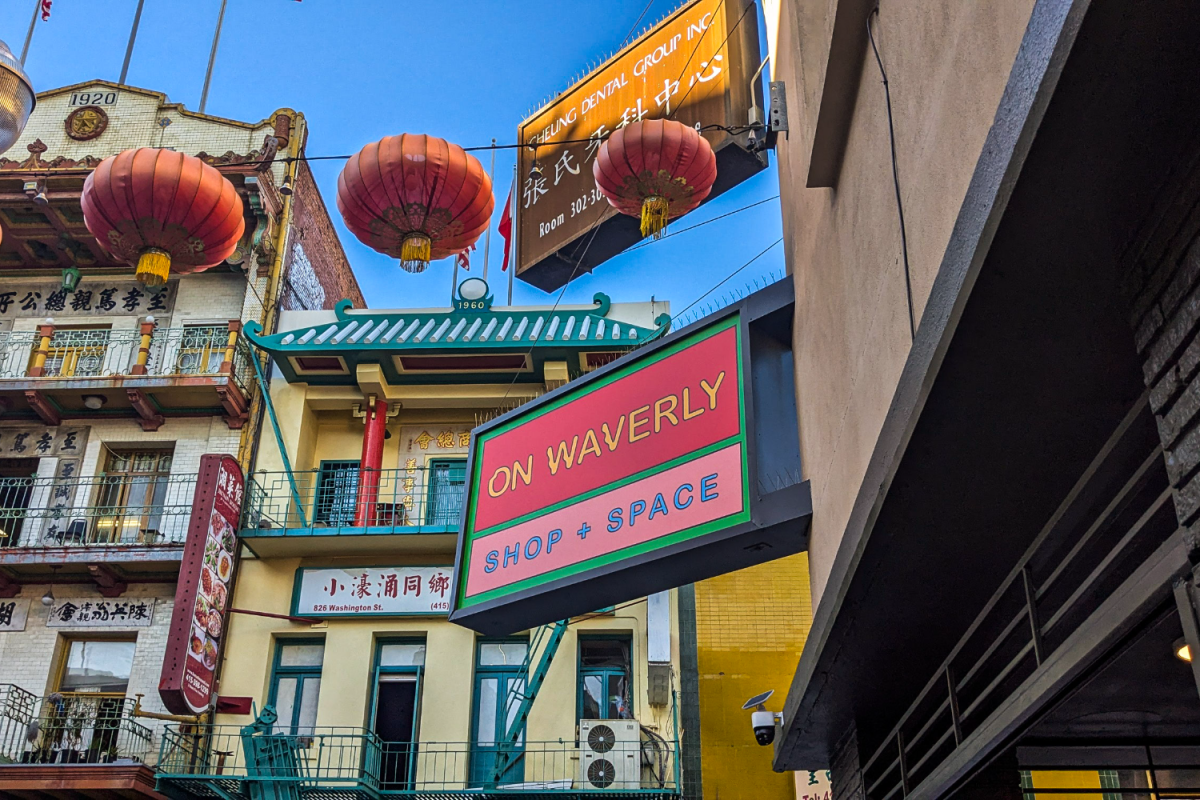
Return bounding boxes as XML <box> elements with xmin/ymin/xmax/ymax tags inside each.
<box><xmin>0</xmin><ymin>599</ymin><xmax>31</xmax><ymax>631</ymax></box>
<box><xmin>46</xmin><ymin>597</ymin><xmax>155</xmax><ymax>627</ymax></box>
<box><xmin>0</xmin><ymin>282</ymin><xmax>174</xmax><ymax>318</ymax></box>
<box><xmin>0</xmin><ymin>425</ymin><xmax>88</xmax><ymax>457</ymax></box>
<box><xmin>295</xmin><ymin>567</ymin><xmax>453</xmax><ymax>615</ymax></box>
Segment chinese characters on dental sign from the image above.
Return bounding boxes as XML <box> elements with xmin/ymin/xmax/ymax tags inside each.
<box><xmin>455</xmin><ymin>315</ymin><xmax>747</xmax><ymax>609</ymax></box>
<box><xmin>0</xmin><ymin>281</ymin><xmax>175</xmax><ymax>318</ymax></box>
<box><xmin>159</xmin><ymin>454</ymin><xmax>243</xmax><ymax>716</ymax></box>
<box><xmin>516</xmin><ymin>0</ymin><xmax>735</xmax><ymax>274</ymax></box>
<box><xmin>293</xmin><ymin>567</ymin><xmax>455</xmax><ymax>616</ymax></box>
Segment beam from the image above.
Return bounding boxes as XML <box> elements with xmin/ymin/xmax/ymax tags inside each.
<box><xmin>23</xmin><ymin>390</ymin><xmax>60</xmax><ymax>426</ymax></box>
<box><xmin>87</xmin><ymin>563</ymin><xmax>128</xmax><ymax>598</ymax></box>
<box><xmin>126</xmin><ymin>388</ymin><xmax>164</xmax><ymax>431</ymax></box>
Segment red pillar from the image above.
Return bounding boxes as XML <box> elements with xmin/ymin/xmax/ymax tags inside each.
<box><xmin>355</xmin><ymin>397</ymin><xmax>388</xmax><ymax>527</ymax></box>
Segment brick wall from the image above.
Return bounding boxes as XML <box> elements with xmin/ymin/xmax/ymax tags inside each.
<box><xmin>1126</xmin><ymin>159</ymin><xmax>1200</xmax><ymax>537</ymax></box>
<box><xmin>281</xmin><ymin>162</ymin><xmax>364</xmax><ymax>311</ymax></box>
<box><xmin>0</xmin><ymin>581</ymin><xmax>178</xmax><ymax>762</ymax></box>
<box><xmin>693</xmin><ymin>552</ymin><xmax>814</xmax><ymax>799</ymax></box>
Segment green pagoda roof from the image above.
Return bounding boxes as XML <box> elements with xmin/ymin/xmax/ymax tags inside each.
<box><xmin>244</xmin><ymin>293</ymin><xmax>670</xmax><ymax>386</ymax></box>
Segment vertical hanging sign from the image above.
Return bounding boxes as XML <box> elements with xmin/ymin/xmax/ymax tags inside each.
<box><xmin>159</xmin><ymin>454</ymin><xmax>244</xmax><ymax>715</ymax></box>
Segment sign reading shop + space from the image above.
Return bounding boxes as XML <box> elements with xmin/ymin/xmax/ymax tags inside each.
<box><xmin>293</xmin><ymin>566</ymin><xmax>454</xmax><ymax>617</ymax></box>
<box><xmin>450</xmin><ymin>283</ymin><xmax>812</xmax><ymax>635</ymax></box>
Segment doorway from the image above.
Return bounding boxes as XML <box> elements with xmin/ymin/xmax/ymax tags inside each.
<box><xmin>371</xmin><ymin>641</ymin><xmax>424</xmax><ymax>791</ymax></box>
<box><xmin>0</xmin><ymin>458</ymin><xmax>37</xmax><ymax>548</ymax></box>
<box><xmin>469</xmin><ymin>639</ymin><xmax>528</xmax><ymax>789</ymax></box>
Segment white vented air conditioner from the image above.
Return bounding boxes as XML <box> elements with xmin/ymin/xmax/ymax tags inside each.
<box><xmin>579</xmin><ymin>719</ymin><xmax>641</xmax><ymax>790</ymax></box>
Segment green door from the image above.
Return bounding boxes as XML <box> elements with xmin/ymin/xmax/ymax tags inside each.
<box><xmin>425</xmin><ymin>459</ymin><xmax>466</xmax><ymax>526</ymax></box>
<box><xmin>469</xmin><ymin>640</ymin><xmax>528</xmax><ymax>788</ymax></box>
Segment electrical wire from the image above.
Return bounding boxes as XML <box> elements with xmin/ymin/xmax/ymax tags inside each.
<box><xmin>670</xmin><ymin>237</ymin><xmax>783</xmax><ymax>325</ymax></box>
<box><xmin>867</xmin><ymin>8</ymin><xmax>916</xmax><ymax>340</ymax></box>
<box><xmin>620</xmin><ymin>0</ymin><xmax>657</xmax><ymax>48</ymax></box>
<box><xmin>625</xmin><ymin>194</ymin><xmax>779</xmax><ymax>251</ymax></box>
<box><xmin>668</xmin><ymin>0</ymin><xmax>755</xmax><ymax>122</ymax></box>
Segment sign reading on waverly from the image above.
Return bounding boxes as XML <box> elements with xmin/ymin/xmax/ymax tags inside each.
<box><xmin>451</xmin><ymin>284</ymin><xmax>812</xmax><ymax>635</ymax></box>
<box><xmin>515</xmin><ymin>0</ymin><xmax>764</xmax><ymax>291</ymax></box>
<box><xmin>159</xmin><ymin>454</ymin><xmax>242</xmax><ymax>715</ymax></box>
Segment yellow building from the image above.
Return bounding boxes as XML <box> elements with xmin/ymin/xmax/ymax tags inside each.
<box><xmin>165</xmin><ymin>286</ymin><xmax>693</xmax><ymax>797</ymax></box>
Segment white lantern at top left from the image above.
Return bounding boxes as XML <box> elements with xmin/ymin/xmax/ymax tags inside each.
<box><xmin>0</xmin><ymin>39</ymin><xmax>34</xmax><ymax>156</ymax></box>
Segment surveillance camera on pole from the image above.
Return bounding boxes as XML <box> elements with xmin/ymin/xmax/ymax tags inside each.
<box><xmin>743</xmin><ymin>690</ymin><xmax>783</xmax><ymax>747</ymax></box>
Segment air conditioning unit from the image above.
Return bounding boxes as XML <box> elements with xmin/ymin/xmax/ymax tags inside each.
<box><xmin>579</xmin><ymin>719</ymin><xmax>641</xmax><ymax>790</ymax></box>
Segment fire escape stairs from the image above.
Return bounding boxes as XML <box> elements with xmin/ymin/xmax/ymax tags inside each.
<box><xmin>492</xmin><ymin>619</ymin><xmax>569</xmax><ymax>785</ymax></box>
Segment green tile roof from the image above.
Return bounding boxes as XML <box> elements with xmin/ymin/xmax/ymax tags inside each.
<box><xmin>243</xmin><ymin>294</ymin><xmax>670</xmax><ymax>386</ymax></box>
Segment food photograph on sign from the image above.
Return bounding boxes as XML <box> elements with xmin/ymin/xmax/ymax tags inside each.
<box><xmin>454</xmin><ymin>314</ymin><xmax>748</xmax><ymax>615</ymax></box>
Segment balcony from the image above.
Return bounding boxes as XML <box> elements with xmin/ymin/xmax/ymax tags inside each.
<box><xmin>0</xmin><ymin>685</ymin><xmax>155</xmax><ymax>765</ymax></box>
<box><xmin>0</xmin><ymin>470</ymin><xmax>198</xmax><ymax>586</ymax></box>
<box><xmin>241</xmin><ymin>466</ymin><xmax>466</xmax><ymax>557</ymax></box>
<box><xmin>0</xmin><ymin>323</ymin><xmax>252</xmax><ymax>430</ymax></box>
<box><xmin>156</xmin><ymin>724</ymin><xmax>681</xmax><ymax>799</ymax></box>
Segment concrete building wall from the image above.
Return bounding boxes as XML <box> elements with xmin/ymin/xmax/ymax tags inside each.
<box><xmin>774</xmin><ymin>0</ymin><xmax>1037</xmax><ymax>601</ymax></box>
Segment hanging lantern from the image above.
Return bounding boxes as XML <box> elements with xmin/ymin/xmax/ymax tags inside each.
<box><xmin>81</xmin><ymin>148</ymin><xmax>245</xmax><ymax>287</ymax></box>
<box><xmin>0</xmin><ymin>39</ymin><xmax>35</xmax><ymax>156</ymax></box>
<box><xmin>337</xmin><ymin>134</ymin><xmax>494</xmax><ymax>273</ymax></box>
<box><xmin>593</xmin><ymin>119</ymin><xmax>717</xmax><ymax>240</ymax></box>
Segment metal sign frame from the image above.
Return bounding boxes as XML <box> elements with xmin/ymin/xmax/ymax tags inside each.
<box><xmin>450</xmin><ymin>280</ymin><xmax>809</xmax><ymax>635</ymax></box>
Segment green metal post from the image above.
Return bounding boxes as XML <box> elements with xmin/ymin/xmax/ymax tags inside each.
<box><xmin>248</xmin><ymin>345</ymin><xmax>308</xmax><ymax>528</ymax></box>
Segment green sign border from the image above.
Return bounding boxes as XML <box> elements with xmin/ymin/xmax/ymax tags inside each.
<box><xmin>456</xmin><ymin>313</ymin><xmax>749</xmax><ymax>609</ymax></box>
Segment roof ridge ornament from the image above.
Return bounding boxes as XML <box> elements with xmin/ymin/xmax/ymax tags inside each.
<box><xmin>333</xmin><ymin>298</ymin><xmax>356</xmax><ymax>321</ymax></box>
<box><xmin>592</xmin><ymin>292</ymin><xmax>611</xmax><ymax>318</ymax></box>
<box><xmin>456</xmin><ymin>277</ymin><xmax>493</xmax><ymax>312</ymax></box>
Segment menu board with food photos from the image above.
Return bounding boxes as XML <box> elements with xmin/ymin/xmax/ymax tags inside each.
<box><xmin>159</xmin><ymin>454</ymin><xmax>244</xmax><ymax>715</ymax></box>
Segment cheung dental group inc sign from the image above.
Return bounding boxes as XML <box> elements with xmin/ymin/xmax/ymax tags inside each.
<box><xmin>450</xmin><ymin>284</ymin><xmax>811</xmax><ymax>635</ymax></box>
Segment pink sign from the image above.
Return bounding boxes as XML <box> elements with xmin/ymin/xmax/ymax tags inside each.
<box><xmin>465</xmin><ymin>443</ymin><xmax>743</xmax><ymax>597</ymax></box>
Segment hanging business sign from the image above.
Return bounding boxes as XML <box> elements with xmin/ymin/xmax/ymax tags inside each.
<box><xmin>292</xmin><ymin>566</ymin><xmax>455</xmax><ymax>617</ymax></box>
<box><xmin>451</xmin><ymin>282</ymin><xmax>811</xmax><ymax>635</ymax></box>
<box><xmin>159</xmin><ymin>454</ymin><xmax>243</xmax><ymax>715</ymax></box>
<box><xmin>514</xmin><ymin>0</ymin><xmax>766</xmax><ymax>291</ymax></box>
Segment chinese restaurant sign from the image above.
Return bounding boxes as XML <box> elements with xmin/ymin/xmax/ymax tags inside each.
<box><xmin>451</xmin><ymin>285</ymin><xmax>812</xmax><ymax>635</ymax></box>
<box><xmin>46</xmin><ymin>598</ymin><xmax>154</xmax><ymax>628</ymax></box>
<box><xmin>159</xmin><ymin>454</ymin><xmax>243</xmax><ymax>715</ymax></box>
<box><xmin>293</xmin><ymin>566</ymin><xmax>454</xmax><ymax>617</ymax></box>
<box><xmin>0</xmin><ymin>280</ymin><xmax>174</xmax><ymax>318</ymax></box>
<box><xmin>516</xmin><ymin>0</ymin><xmax>764</xmax><ymax>289</ymax></box>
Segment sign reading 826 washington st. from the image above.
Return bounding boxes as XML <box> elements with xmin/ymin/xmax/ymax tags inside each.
<box><xmin>451</xmin><ymin>284</ymin><xmax>812</xmax><ymax>635</ymax></box>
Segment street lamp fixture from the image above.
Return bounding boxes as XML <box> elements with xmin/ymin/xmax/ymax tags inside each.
<box><xmin>0</xmin><ymin>40</ymin><xmax>34</xmax><ymax>156</ymax></box>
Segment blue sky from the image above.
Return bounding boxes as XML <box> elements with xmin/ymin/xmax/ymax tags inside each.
<box><xmin>1</xmin><ymin>0</ymin><xmax>784</xmax><ymax>317</ymax></box>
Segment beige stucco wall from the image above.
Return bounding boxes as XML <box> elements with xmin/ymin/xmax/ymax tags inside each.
<box><xmin>775</xmin><ymin>0</ymin><xmax>1036</xmax><ymax>602</ymax></box>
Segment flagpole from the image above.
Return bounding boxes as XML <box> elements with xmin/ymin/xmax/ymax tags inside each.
<box><xmin>199</xmin><ymin>0</ymin><xmax>229</xmax><ymax>114</ymax></box>
<box><xmin>508</xmin><ymin>165</ymin><xmax>516</xmax><ymax>306</ymax></box>
<box><xmin>118</xmin><ymin>0</ymin><xmax>146</xmax><ymax>85</ymax></box>
<box><xmin>483</xmin><ymin>138</ymin><xmax>496</xmax><ymax>283</ymax></box>
<box><xmin>451</xmin><ymin>259</ymin><xmax>459</xmax><ymax>305</ymax></box>
<box><xmin>20</xmin><ymin>0</ymin><xmax>39</xmax><ymax>64</ymax></box>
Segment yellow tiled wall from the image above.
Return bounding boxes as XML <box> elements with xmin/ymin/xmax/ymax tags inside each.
<box><xmin>695</xmin><ymin>552</ymin><xmax>813</xmax><ymax>799</ymax></box>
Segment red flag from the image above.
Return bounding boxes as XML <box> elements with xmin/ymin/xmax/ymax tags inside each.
<box><xmin>498</xmin><ymin>185</ymin><xmax>513</xmax><ymax>272</ymax></box>
<box><xmin>40</xmin><ymin>0</ymin><xmax>52</xmax><ymax>21</ymax></box>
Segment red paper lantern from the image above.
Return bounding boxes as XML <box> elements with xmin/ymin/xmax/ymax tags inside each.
<box><xmin>593</xmin><ymin>119</ymin><xmax>717</xmax><ymax>239</ymax></box>
<box><xmin>81</xmin><ymin>148</ymin><xmax>245</xmax><ymax>287</ymax></box>
<box><xmin>337</xmin><ymin>134</ymin><xmax>495</xmax><ymax>273</ymax></box>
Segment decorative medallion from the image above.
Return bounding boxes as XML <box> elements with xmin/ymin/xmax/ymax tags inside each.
<box><xmin>65</xmin><ymin>106</ymin><xmax>108</xmax><ymax>141</ymax></box>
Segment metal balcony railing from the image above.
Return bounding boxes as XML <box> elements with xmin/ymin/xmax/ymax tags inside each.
<box><xmin>243</xmin><ymin>466</ymin><xmax>466</xmax><ymax>534</ymax></box>
<box><xmin>0</xmin><ymin>686</ymin><xmax>154</xmax><ymax>766</ymax></box>
<box><xmin>0</xmin><ymin>323</ymin><xmax>250</xmax><ymax>390</ymax></box>
<box><xmin>0</xmin><ymin>470</ymin><xmax>199</xmax><ymax>548</ymax></box>
<box><xmin>157</xmin><ymin>726</ymin><xmax>681</xmax><ymax>796</ymax></box>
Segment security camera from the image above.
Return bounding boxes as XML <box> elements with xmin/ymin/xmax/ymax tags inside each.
<box><xmin>743</xmin><ymin>690</ymin><xmax>783</xmax><ymax>747</ymax></box>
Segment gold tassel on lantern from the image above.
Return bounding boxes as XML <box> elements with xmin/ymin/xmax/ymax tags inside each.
<box><xmin>640</xmin><ymin>196</ymin><xmax>670</xmax><ymax>239</ymax></box>
<box><xmin>135</xmin><ymin>248</ymin><xmax>171</xmax><ymax>287</ymax></box>
<box><xmin>400</xmin><ymin>234</ymin><xmax>432</xmax><ymax>273</ymax></box>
